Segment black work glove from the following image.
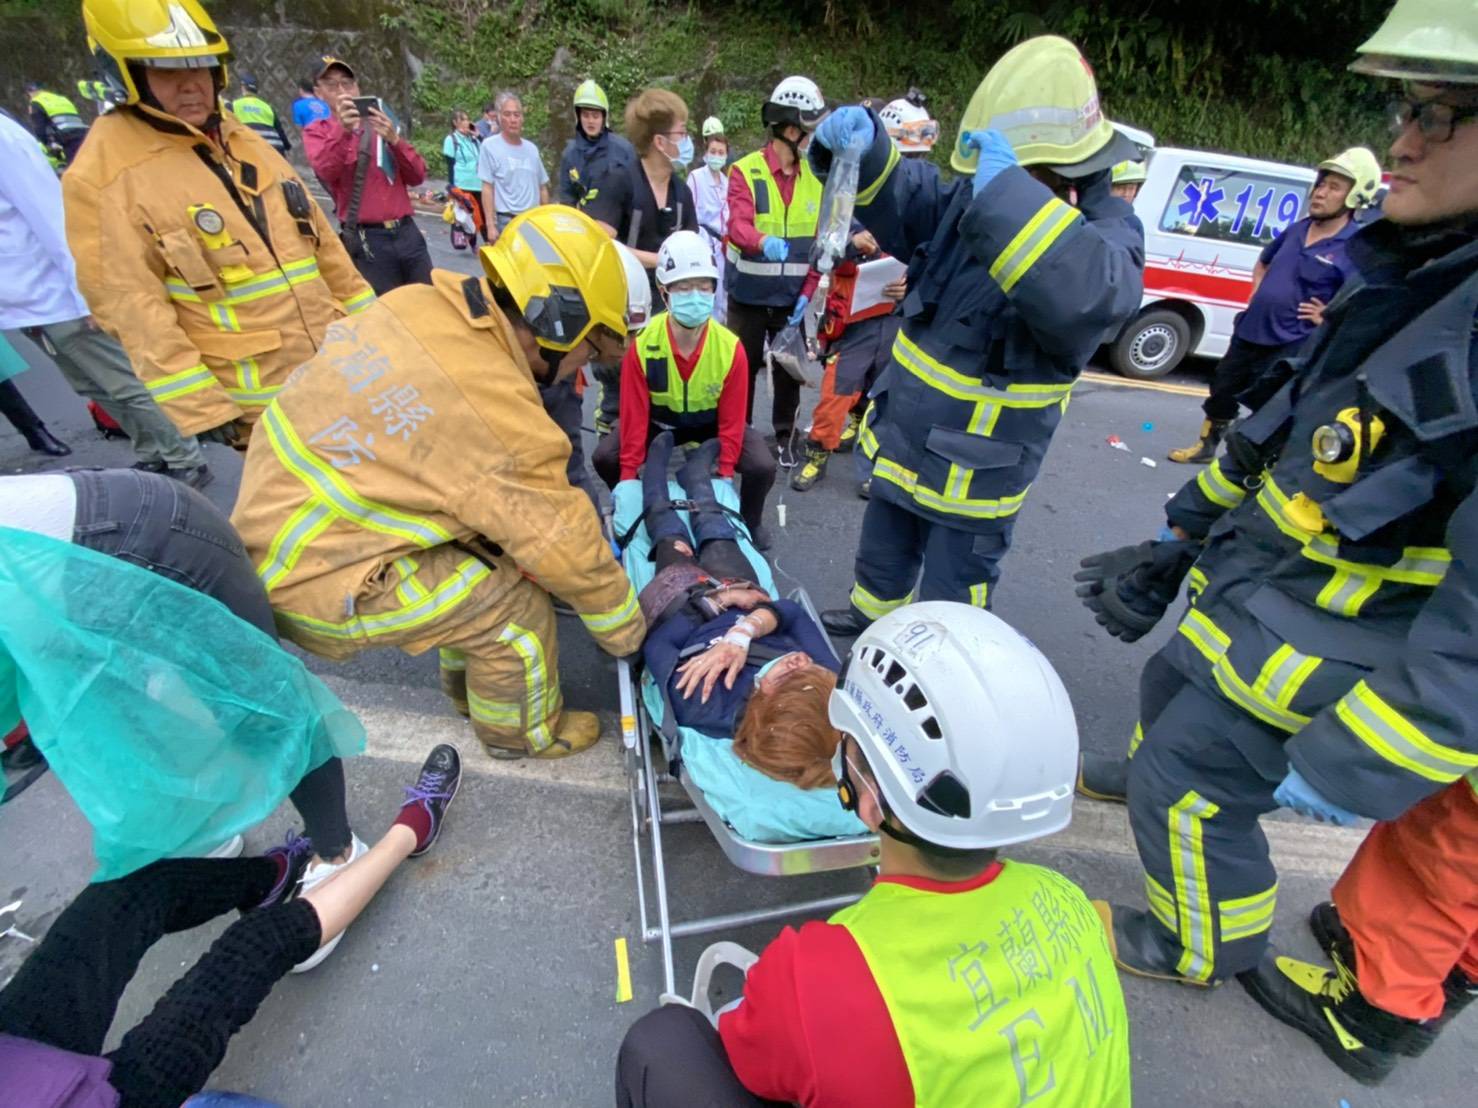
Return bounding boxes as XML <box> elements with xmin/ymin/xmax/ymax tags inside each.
<box><xmin>197</xmin><ymin>419</ymin><xmax>242</xmax><ymax>447</ymax></box>
<box><xmin>1074</xmin><ymin>540</ymin><xmax>1200</xmax><ymax>642</ymax></box>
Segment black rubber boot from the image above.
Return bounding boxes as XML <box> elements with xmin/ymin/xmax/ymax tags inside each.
<box><xmin>1309</xmin><ymin>901</ymin><xmax>1478</xmax><ymax>1056</ymax></box>
<box><xmin>1167</xmin><ymin>419</ymin><xmax>1231</xmax><ymax>465</ymax></box>
<box><xmin>1092</xmin><ymin>901</ymin><xmax>1219</xmax><ymax>988</ymax></box>
<box><xmin>1076</xmin><ymin>752</ymin><xmax>1129</xmax><ymax>803</ymax></box>
<box><xmin>821</xmin><ymin>606</ymin><xmax>871</xmax><ymax>638</ymax></box>
<box><xmin>1238</xmin><ymin>952</ymin><xmax>1413</xmax><ymax>1084</ymax></box>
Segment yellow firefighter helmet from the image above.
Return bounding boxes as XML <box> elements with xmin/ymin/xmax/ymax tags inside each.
<box><xmin>480</xmin><ymin>206</ymin><xmax>630</xmax><ymax>353</ymax></box>
<box><xmin>83</xmin><ymin>0</ymin><xmax>229</xmax><ymax>107</ymax></box>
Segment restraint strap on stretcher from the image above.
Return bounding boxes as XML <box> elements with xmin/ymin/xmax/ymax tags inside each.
<box><xmin>616</xmin><ymin>498</ymin><xmax>750</xmax><ymax>552</ymax></box>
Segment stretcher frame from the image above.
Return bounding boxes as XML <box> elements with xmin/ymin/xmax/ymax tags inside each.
<box><xmin>614</xmin><ymin>544</ymin><xmax>880</xmax><ymax>996</ymax></box>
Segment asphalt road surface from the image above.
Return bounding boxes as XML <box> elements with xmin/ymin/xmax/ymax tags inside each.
<box><xmin>2</xmin><ymin>215</ymin><xmax>1471</xmax><ymax>1107</ymax></box>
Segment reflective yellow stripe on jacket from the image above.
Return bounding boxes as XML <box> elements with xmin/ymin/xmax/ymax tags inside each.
<box><xmin>343</xmin><ymin>288</ymin><xmax>376</xmax><ymax>314</ymax></box>
<box><xmin>278</xmin><ymin>556</ymin><xmax>491</xmax><ymax>642</ymax></box>
<box><xmin>166</xmin><ymin>257</ymin><xmax>325</xmax><ymax>315</ymax></box>
<box><xmin>986</xmin><ymin>196</ymin><xmax>1081</xmax><ymax>293</ymax></box>
<box><xmin>1333</xmin><ymin>680</ymin><xmax>1478</xmax><ymax>784</ymax></box>
<box><xmin>147</xmin><ymin>363</ymin><xmax>217</xmax><ymax>403</ymax></box>
<box><xmin>1196</xmin><ymin>459</ymin><xmax>1246</xmax><ymax>510</ymax></box>
<box><xmin>1177</xmin><ymin>609</ymin><xmax>1322</xmax><ymax>734</ymax></box>
<box><xmin>1256</xmin><ymin>477</ymin><xmax>1450</xmax><ymax>617</ymax></box>
<box><xmin>580</xmin><ymin>582</ymin><xmax>640</xmax><ymax>636</ymax></box>
<box><xmin>258</xmin><ymin>404</ymin><xmax>455</xmax><ymax>582</ymax></box>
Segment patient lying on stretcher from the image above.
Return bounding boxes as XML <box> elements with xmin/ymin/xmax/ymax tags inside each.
<box><xmin>637</xmin><ymin>432</ymin><xmax>842</xmax><ymax>789</ymax></box>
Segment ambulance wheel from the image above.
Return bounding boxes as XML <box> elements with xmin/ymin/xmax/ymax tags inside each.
<box><xmin>1111</xmin><ymin>309</ymin><xmax>1190</xmax><ymax>380</ymax></box>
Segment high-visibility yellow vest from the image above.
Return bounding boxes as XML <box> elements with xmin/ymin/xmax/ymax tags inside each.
<box><xmin>230</xmin><ymin>96</ymin><xmax>286</xmax><ymax>151</ymax></box>
<box><xmin>635</xmin><ymin>311</ymin><xmax>740</xmax><ymax>430</ymax></box>
<box><xmin>831</xmin><ymin>861</ymin><xmax>1132</xmax><ymax>1108</ymax></box>
<box><xmin>724</xmin><ymin>148</ymin><xmax>822</xmax><ymax>307</ymax></box>
<box><xmin>30</xmin><ymin>90</ymin><xmax>86</xmax><ymax>134</ymax></box>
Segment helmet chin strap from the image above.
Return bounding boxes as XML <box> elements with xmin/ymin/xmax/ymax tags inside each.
<box><xmin>536</xmin><ymin>347</ymin><xmax>563</xmax><ymax>385</ymax></box>
<box><xmin>771</xmin><ymin>124</ymin><xmax>802</xmax><ymax>165</ymax></box>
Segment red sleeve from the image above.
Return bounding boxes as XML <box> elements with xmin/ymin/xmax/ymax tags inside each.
<box><xmin>726</xmin><ymin>164</ymin><xmax>763</xmax><ymax>254</ymax></box>
<box><xmin>618</xmin><ymin>342</ymin><xmax>651</xmax><ymax>481</ymax></box>
<box><xmin>799</xmin><ymin>267</ymin><xmax>821</xmax><ymax>302</ymax></box>
<box><xmin>303</xmin><ymin>119</ymin><xmax>356</xmax><ymax>187</ymax></box>
<box><xmin>391</xmin><ymin>137</ymin><xmax>427</xmax><ymax>187</ymax></box>
<box><xmin>719</xmin><ymin>921</ymin><xmax>911</xmax><ymax>1107</ymax></box>
<box><xmin>714</xmin><ymin>341</ymin><xmax>749</xmax><ymax>477</ymax></box>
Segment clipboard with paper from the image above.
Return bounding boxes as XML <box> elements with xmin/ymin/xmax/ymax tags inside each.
<box><xmin>849</xmin><ymin>256</ymin><xmax>908</xmax><ymax>314</ymax></box>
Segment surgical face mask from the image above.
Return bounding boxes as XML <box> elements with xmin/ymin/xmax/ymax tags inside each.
<box><xmin>704</xmin><ymin>153</ymin><xmax>726</xmax><ymax>172</ymax></box>
<box><xmin>754</xmin><ymin>656</ymin><xmax>785</xmax><ymax>683</ymax></box>
<box><xmin>668</xmin><ymin>288</ymin><xmax>714</xmax><ymax>328</ymax></box>
<box><xmin>665</xmin><ymin>133</ymin><xmax>695</xmax><ymax>166</ymax></box>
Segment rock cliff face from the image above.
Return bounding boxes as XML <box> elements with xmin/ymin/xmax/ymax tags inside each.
<box><xmin>2</xmin><ymin>1</ymin><xmax>414</xmax><ymax>144</ymax></box>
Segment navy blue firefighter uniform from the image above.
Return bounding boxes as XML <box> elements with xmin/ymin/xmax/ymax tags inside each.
<box><xmin>809</xmin><ymin>114</ymin><xmax>1144</xmax><ymax>621</ymax></box>
<box><xmin>1113</xmin><ymin>221</ymin><xmax>1478</xmax><ymax>984</ymax></box>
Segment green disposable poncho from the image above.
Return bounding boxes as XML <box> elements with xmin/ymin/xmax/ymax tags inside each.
<box><xmin>0</xmin><ymin>527</ymin><xmax>365</xmax><ymax>879</ymax></box>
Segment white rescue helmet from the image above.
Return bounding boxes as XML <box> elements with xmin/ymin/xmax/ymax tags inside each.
<box><xmin>879</xmin><ymin>98</ymin><xmax>939</xmax><ymax>153</ymax></box>
<box><xmin>763</xmin><ymin>75</ymin><xmax>826</xmax><ymax>131</ymax></box>
<box><xmin>654</xmin><ymin>230</ymin><xmax>720</xmax><ymax>287</ymax></box>
<box><xmin>613</xmin><ymin>242</ymin><xmax>652</xmax><ymax>332</ymax></box>
<box><xmin>829</xmin><ymin>602</ymin><xmax>1078</xmax><ymax>850</ymax></box>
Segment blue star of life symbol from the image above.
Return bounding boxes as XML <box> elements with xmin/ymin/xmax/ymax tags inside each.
<box><xmin>1177</xmin><ymin>178</ymin><xmax>1225</xmax><ymax>227</ymax></box>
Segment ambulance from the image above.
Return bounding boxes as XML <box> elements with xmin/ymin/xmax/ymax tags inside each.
<box><xmin>1108</xmin><ymin>147</ymin><xmax>1317</xmax><ymax>378</ymax></box>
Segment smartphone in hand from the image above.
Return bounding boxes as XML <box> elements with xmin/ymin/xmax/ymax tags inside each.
<box><xmin>350</xmin><ymin>96</ymin><xmax>381</xmax><ymax>118</ymax></box>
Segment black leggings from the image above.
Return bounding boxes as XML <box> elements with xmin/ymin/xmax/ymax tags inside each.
<box><xmin>0</xmin><ymin>858</ymin><xmax>322</xmax><ymax>1108</ymax></box>
<box><xmin>68</xmin><ymin>468</ymin><xmax>352</xmax><ymax>858</ymax></box>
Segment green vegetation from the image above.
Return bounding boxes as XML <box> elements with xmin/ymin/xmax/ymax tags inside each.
<box><xmin>395</xmin><ymin>0</ymin><xmax>1395</xmax><ymax>171</ymax></box>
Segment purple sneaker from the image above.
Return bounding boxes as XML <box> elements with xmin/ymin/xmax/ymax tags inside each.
<box><xmin>399</xmin><ymin>744</ymin><xmax>462</xmax><ymax>857</ymax></box>
<box><xmin>255</xmin><ymin>832</ymin><xmax>314</xmax><ymax>910</ymax></box>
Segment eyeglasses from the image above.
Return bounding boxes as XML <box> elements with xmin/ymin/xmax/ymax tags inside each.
<box><xmin>663</xmin><ymin>128</ymin><xmax>691</xmax><ymax>139</ymax></box>
<box><xmin>1389</xmin><ymin>97</ymin><xmax>1478</xmax><ymax>143</ymax></box>
<box><xmin>317</xmin><ymin>77</ymin><xmax>355</xmax><ymax>92</ymax></box>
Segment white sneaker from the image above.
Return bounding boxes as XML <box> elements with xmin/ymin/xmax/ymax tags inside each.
<box><xmin>205</xmin><ymin>834</ymin><xmax>245</xmax><ymax>859</ymax></box>
<box><xmin>290</xmin><ymin>834</ymin><xmax>368</xmax><ymax>973</ymax></box>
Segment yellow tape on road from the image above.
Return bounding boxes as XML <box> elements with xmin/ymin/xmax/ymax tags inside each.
<box><xmin>615</xmin><ymin>936</ymin><xmax>633</xmax><ymax>1003</ymax></box>
<box><xmin>1081</xmin><ymin>370</ymin><xmax>1209</xmax><ymax>398</ymax></box>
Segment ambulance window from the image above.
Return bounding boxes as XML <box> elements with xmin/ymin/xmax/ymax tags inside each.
<box><xmin>1158</xmin><ymin>164</ymin><xmax>1310</xmax><ymax>247</ymax></box>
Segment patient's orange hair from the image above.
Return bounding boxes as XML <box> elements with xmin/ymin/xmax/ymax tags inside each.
<box><xmin>733</xmin><ymin>665</ymin><xmax>841</xmax><ymax>789</ymax></box>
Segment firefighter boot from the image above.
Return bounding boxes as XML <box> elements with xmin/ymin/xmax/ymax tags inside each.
<box><xmin>1076</xmin><ymin>752</ymin><xmax>1129</xmax><ymax>803</ymax></box>
<box><xmin>1238</xmin><ymin>952</ymin><xmax>1418</xmax><ymax>1084</ymax></box>
<box><xmin>791</xmin><ymin>443</ymin><xmax>830</xmax><ymax>491</ymax></box>
<box><xmin>821</xmin><ymin>607</ymin><xmax>872</xmax><ymax>638</ymax></box>
<box><xmin>537</xmin><ymin>709</ymin><xmax>603</xmax><ymax>759</ymax></box>
<box><xmin>1167</xmin><ymin>419</ymin><xmax>1231</xmax><ymax>464</ymax></box>
<box><xmin>837</xmin><ymin>411</ymin><xmax>862</xmax><ymax>453</ymax></box>
<box><xmin>1092</xmin><ymin>902</ymin><xmax>1219</xmax><ymax>988</ymax></box>
<box><xmin>1309</xmin><ymin>901</ymin><xmax>1478</xmax><ymax>1056</ymax></box>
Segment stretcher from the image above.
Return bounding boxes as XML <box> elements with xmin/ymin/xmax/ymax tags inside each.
<box><xmin>610</xmin><ymin>475</ymin><xmax>880</xmax><ymax>996</ymax></box>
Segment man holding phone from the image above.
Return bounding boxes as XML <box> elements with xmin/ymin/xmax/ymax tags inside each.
<box><xmin>303</xmin><ymin>54</ymin><xmax>433</xmax><ymax>295</ymax></box>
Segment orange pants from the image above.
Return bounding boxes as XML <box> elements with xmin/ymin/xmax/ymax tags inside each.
<box><xmin>1334</xmin><ymin>776</ymin><xmax>1478</xmax><ymax>1019</ymax></box>
<box><xmin>806</xmin><ymin>353</ymin><xmax>864</xmax><ymax>451</ymax></box>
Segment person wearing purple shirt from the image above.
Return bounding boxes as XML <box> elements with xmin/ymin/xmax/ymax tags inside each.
<box><xmin>1168</xmin><ymin>146</ymin><xmax>1382</xmax><ymax>464</ymax></box>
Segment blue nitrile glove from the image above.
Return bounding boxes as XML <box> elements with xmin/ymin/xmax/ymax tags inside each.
<box><xmin>961</xmin><ymin>128</ymin><xmax>1018</xmax><ymax>192</ymax></box>
<box><xmin>787</xmin><ymin>294</ymin><xmax>810</xmax><ymax>327</ymax></box>
<box><xmin>761</xmin><ymin>235</ymin><xmax>789</xmax><ymax>263</ymax></box>
<box><xmin>814</xmin><ymin>106</ymin><xmax>874</xmax><ymax>151</ymax></box>
<box><xmin>1275</xmin><ymin>768</ymin><xmax>1362</xmax><ymax>827</ymax></box>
